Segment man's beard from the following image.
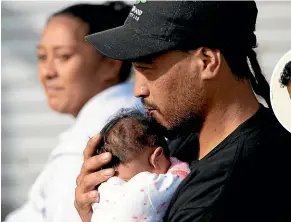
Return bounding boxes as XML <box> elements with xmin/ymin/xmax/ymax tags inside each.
<box><xmin>163</xmin><ymin>112</ymin><xmax>204</xmax><ymax>140</ymax></box>
<box><xmin>142</xmin><ymin>98</ymin><xmax>204</xmax><ymax>140</ymax></box>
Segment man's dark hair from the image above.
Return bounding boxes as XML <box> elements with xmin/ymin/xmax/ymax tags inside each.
<box><xmin>49</xmin><ymin>2</ymin><xmax>132</xmax><ymax>82</ymax></box>
<box><xmin>175</xmin><ymin>2</ymin><xmax>271</xmax><ymax>109</ymax></box>
<box><xmin>279</xmin><ymin>61</ymin><xmax>291</xmax><ymax>87</ymax></box>
<box><xmin>96</xmin><ymin>108</ymin><xmax>169</xmax><ymax>168</ymax></box>
<box><xmin>220</xmin><ymin>41</ymin><xmax>271</xmax><ymax>109</ymax></box>
<box><xmin>202</xmin><ymin>2</ymin><xmax>271</xmax><ymax>109</ymax></box>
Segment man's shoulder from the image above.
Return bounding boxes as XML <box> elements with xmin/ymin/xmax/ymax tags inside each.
<box><xmin>237</xmin><ymin>107</ymin><xmax>291</xmax><ymax>158</ymax></box>
<box><xmin>165</xmin><ymin>107</ymin><xmax>291</xmax><ymax>222</ymax></box>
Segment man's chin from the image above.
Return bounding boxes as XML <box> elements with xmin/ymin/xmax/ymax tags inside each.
<box><xmin>150</xmin><ymin>112</ymin><xmax>202</xmax><ymax>139</ymax></box>
<box><xmin>164</xmin><ymin>118</ymin><xmax>203</xmax><ymax>140</ymax></box>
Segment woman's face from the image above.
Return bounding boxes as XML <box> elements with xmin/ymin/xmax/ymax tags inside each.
<box><xmin>37</xmin><ymin>15</ymin><xmax>105</xmax><ymax>117</ymax></box>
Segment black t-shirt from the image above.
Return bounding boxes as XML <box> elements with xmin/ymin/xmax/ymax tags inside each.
<box><xmin>164</xmin><ymin>106</ymin><xmax>291</xmax><ymax>222</ymax></box>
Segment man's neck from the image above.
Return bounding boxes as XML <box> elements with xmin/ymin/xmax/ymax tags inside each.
<box><xmin>198</xmin><ymin>82</ymin><xmax>260</xmax><ymax>160</ymax></box>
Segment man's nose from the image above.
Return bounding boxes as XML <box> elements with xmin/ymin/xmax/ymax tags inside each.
<box><xmin>133</xmin><ymin>72</ymin><xmax>150</xmax><ymax>98</ymax></box>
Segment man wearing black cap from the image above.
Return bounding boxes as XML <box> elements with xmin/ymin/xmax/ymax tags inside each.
<box><xmin>75</xmin><ymin>1</ymin><xmax>291</xmax><ymax>222</ymax></box>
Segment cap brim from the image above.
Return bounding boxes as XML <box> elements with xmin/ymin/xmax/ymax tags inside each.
<box><xmin>85</xmin><ymin>26</ymin><xmax>177</xmax><ymax>61</ymax></box>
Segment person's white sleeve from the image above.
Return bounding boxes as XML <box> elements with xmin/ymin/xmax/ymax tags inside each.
<box><xmin>3</xmin><ymin>161</ymin><xmax>53</xmax><ymax>222</ymax></box>
<box><xmin>44</xmin><ymin>155</ymin><xmax>84</xmax><ymax>222</ymax></box>
<box><xmin>3</xmin><ymin>202</ymin><xmax>45</xmax><ymax>222</ymax></box>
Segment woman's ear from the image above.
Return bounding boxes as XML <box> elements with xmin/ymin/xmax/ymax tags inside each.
<box><xmin>103</xmin><ymin>59</ymin><xmax>122</xmax><ymax>82</ymax></box>
<box><xmin>149</xmin><ymin>147</ymin><xmax>164</xmax><ymax>169</ymax></box>
<box><xmin>94</xmin><ymin>57</ymin><xmax>121</xmax><ymax>84</ymax></box>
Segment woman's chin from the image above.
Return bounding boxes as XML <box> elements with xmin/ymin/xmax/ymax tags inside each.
<box><xmin>47</xmin><ymin>98</ymin><xmax>66</xmax><ymax>114</ymax></box>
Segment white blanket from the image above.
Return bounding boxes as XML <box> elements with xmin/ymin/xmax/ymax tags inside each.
<box><xmin>92</xmin><ymin>158</ymin><xmax>190</xmax><ymax>222</ymax></box>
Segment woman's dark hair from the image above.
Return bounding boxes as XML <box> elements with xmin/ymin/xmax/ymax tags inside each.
<box><xmin>96</xmin><ymin>108</ymin><xmax>169</xmax><ymax>169</ymax></box>
<box><xmin>279</xmin><ymin>61</ymin><xmax>291</xmax><ymax>87</ymax></box>
<box><xmin>49</xmin><ymin>2</ymin><xmax>132</xmax><ymax>82</ymax></box>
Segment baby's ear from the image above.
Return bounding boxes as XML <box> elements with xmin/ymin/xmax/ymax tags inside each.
<box><xmin>150</xmin><ymin>146</ymin><xmax>164</xmax><ymax>169</ymax></box>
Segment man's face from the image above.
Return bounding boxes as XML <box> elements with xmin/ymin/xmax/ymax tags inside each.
<box><xmin>133</xmin><ymin>50</ymin><xmax>207</xmax><ymax>137</ymax></box>
<box><xmin>287</xmin><ymin>84</ymin><xmax>291</xmax><ymax>99</ymax></box>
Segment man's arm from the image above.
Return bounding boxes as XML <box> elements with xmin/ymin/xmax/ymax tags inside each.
<box><xmin>74</xmin><ymin>135</ymin><xmax>115</xmax><ymax>222</ymax></box>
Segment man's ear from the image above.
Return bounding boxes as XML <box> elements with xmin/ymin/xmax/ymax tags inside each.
<box><xmin>195</xmin><ymin>47</ymin><xmax>221</xmax><ymax>80</ymax></box>
<box><xmin>149</xmin><ymin>147</ymin><xmax>164</xmax><ymax>169</ymax></box>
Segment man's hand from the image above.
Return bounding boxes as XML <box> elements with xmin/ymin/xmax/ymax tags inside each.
<box><xmin>74</xmin><ymin>135</ymin><xmax>115</xmax><ymax>222</ymax></box>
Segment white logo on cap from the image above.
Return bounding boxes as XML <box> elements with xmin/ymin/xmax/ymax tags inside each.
<box><xmin>129</xmin><ymin>5</ymin><xmax>143</xmax><ymax>21</ymax></box>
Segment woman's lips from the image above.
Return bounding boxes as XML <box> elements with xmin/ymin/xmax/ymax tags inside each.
<box><xmin>45</xmin><ymin>86</ymin><xmax>63</xmax><ymax>94</ymax></box>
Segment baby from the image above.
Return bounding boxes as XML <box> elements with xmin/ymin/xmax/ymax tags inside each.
<box><xmin>92</xmin><ymin>109</ymin><xmax>190</xmax><ymax>222</ymax></box>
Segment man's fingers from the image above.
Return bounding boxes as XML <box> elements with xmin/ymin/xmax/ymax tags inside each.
<box><xmin>75</xmin><ymin>189</ymin><xmax>99</xmax><ymax>209</ymax></box>
<box><xmin>81</xmin><ymin>152</ymin><xmax>112</xmax><ymax>175</ymax></box>
<box><xmin>83</xmin><ymin>135</ymin><xmax>102</xmax><ymax>160</ymax></box>
<box><xmin>80</xmin><ymin>169</ymin><xmax>115</xmax><ymax>192</ymax></box>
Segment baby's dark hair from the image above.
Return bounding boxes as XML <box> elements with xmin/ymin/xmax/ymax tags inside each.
<box><xmin>279</xmin><ymin>61</ymin><xmax>291</xmax><ymax>87</ymax></box>
<box><xmin>96</xmin><ymin>109</ymin><xmax>169</xmax><ymax>168</ymax></box>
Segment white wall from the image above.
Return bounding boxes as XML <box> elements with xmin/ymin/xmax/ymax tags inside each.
<box><xmin>1</xmin><ymin>1</ymin><xmax>291</xmax><ymax>220</ymax></box>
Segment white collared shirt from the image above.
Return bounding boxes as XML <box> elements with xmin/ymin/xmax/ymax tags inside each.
<box><xmin>4</xmin><ymin>82</ymin><xmax>140</xmax><ymax>222</ymax></box>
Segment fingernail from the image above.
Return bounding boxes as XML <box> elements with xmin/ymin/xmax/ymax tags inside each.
<box><xmin>89</xmin><ymin>191</ymin><xmax>98</xmax><ymax>198</ymax></box>
<box><xmin>102</xmin><ymin>153</ymin><xmax>111</xmax><ymax>161</ymax></box>
<box><xmin>102</xmin><ymin>169</ymin><xmax>114</xmax><ymax>176</ymax></box>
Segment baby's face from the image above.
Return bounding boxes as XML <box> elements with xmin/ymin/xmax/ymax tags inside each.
<box><xmin>115</xmin><ymin>147</ymin><xmax>170</xmax><ymax>182</ymax></box>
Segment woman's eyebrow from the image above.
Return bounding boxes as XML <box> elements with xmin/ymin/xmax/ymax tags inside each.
<box><xmin>36</xmin><ymin>44</ymin><xmax>76</xmax><ymax>51</ymax></box>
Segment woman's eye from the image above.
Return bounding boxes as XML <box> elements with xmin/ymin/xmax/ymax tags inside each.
<box><xmin>37</xmin><ymin>54</ymin><xmax>47</xmax><ymax>61</ymax></box>
<box><xmin>57</xmin><ymin>54</ymin><xmax>72</xmax><ymax>62</ymax></box>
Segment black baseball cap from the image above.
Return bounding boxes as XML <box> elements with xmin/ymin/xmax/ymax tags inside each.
<box><xmin>85</xmin><ymin>1</ymin><xmax>258</xmax><ymax>61</ymax></box>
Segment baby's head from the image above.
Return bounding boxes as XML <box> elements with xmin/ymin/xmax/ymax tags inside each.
<box><xmin>97</xmin><ymin>109</ymin><xmax>170</xmax><ymax>181</ymax></box>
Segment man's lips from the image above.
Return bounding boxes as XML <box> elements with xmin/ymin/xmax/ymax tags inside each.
<box><xmin>145</xmin><ymin>108</ymin><xmax>156</xmax><ymax>116</ymax></box>
<box><xmin>144</xmin><ymin>107</ymin><xmax>156</xmax><ymax>112</ymax></box>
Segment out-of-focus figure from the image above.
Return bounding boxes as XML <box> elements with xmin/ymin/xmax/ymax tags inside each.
<box><xmin>4</xmin><ymin>2</ymin><xmax>139</xmax><ymax>222</ymax></box>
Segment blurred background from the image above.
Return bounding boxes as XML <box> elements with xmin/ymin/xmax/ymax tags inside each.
<box><xmin>1</xmin><ymin>1</ymin><xmax>291</xmax><ymax>220</ymax></box>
